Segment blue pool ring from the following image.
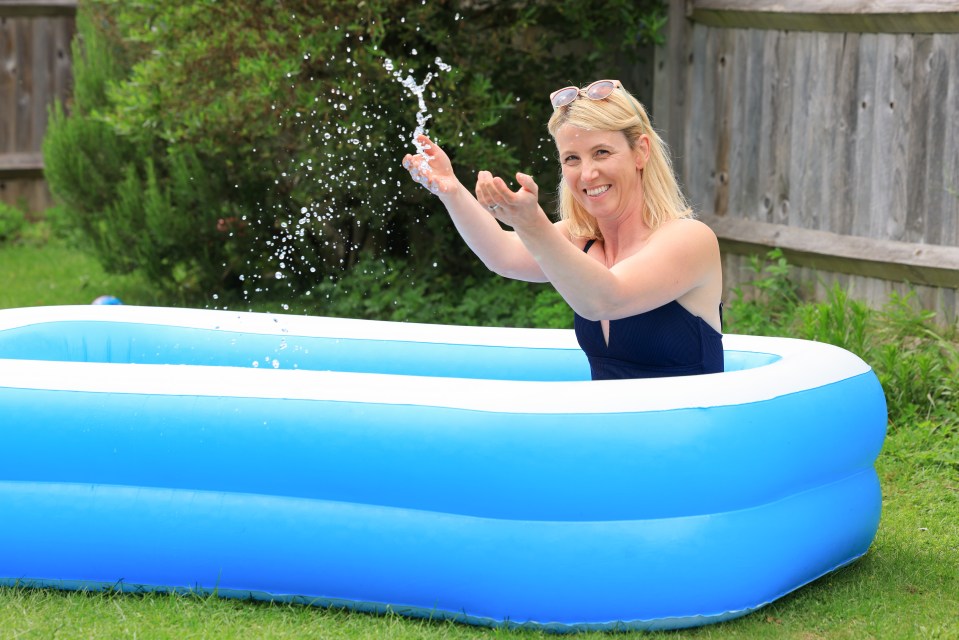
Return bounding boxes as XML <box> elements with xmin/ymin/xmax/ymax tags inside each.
<box><xmin>0</xmin><ymin>305</ymin><xmax>886</xmax><ymax>632</ymax></box>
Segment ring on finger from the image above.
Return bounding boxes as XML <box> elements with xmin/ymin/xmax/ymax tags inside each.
<box><xmin>488</xmin><ymin>203</ymin><xmax>500</xmax><ymax>211</ymax></box>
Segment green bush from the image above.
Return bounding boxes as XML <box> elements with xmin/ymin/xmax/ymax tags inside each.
<box><xmin>723</xmin><ymin>248</ymin><xmax>800</xmax><ymax>334</ymax></box>
<box><xmin>43</xmin><ymin>8</ymin><xmax>270</xmax><ymax>302</ymax></box>
<box><xmin>0</xmin><ymin>202</ymin><xmax>26</xmax><ymax>245</ymax></box>
<box><xmin>43</xmin><ymin>0</ymin><xmax>666</xmax><ymax>306</ymax></box>
<box><xmin>725</xmin><ymin>250</ymin><xmax>959</xmax><ymax>458</ymax></box>
<box><xmin>271</xmin><ymin>253</ymin><xmax>572</xmax><ymax>329</ymax></box>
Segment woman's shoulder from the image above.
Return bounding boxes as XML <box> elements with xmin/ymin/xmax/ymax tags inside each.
<box><xmin>652</xmin><ymin>217</ymin><xmax>719</xmax><ymax>247</ymax></box>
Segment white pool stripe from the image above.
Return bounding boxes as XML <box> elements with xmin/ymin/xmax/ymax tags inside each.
<box><xmin>0</xmin><ymin>305</ymin><xmax>577</xmax><ymax>348</ymax></box>
<box><xmin>0</xmin><ymin>305</ymin><xmax>872</xmax><ymax>414</ymax></box>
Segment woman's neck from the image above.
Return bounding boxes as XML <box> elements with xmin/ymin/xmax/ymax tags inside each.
<box><xmin>596</xmin><ymin>210</ymin><xmax>652</xmax><ymax>266</ymax></box>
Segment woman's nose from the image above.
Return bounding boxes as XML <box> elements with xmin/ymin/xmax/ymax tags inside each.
<box><xmin>580</xmin><ymin>160</ymin><xmax>599</xmax><ymax>181</ymax></box>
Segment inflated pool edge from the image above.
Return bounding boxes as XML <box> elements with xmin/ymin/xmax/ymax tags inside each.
<box><xmin>0</xmin><ymin>305</ymin><xmax>887</xmax><ymax>632</ymax></box>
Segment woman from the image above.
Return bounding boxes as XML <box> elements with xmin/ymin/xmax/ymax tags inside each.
<box><xmin>402</xmin><ymin>80</ymin><xmax>723</xmax><ymax>380</ymax></box>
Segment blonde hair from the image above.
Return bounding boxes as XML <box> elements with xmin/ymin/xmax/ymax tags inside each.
<box><xmin>547</xmin><ymin>84</ymin><xmax>691</xmax><ymax>240</ymax></box>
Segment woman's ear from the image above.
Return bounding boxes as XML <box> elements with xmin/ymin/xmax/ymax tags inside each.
<box><xmin>635</xmin><ymin>134</ymin><xmax>651</xmax><ymax>171</ymax></box>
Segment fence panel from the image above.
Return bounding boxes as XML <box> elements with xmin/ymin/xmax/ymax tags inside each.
<box><xmin>657</xmin><ymin>0</ymin><xmax>959</xmax><ymax>322</ymax></box>
<box><xmin>0</xmin><ymin>2</ymin><xmax>75</xmax><ymax>214</ymax></box>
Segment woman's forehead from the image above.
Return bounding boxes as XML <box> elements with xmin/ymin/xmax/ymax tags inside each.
<box><xmin>555</xmin><ymin>126</ymin><xmax>627</xmax><ymax>148</ymax></box>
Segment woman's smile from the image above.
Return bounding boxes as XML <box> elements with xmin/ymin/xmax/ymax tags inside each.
<box><xmin>555</xmin><ymin>125</ymin><xmax>644</xmax><ymax>218</ymax></box>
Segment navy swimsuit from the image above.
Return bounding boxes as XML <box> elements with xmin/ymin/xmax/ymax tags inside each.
<box><xmin>573</xmin><ymin>239</ymin><xmax>724</xmax><ymax>380</ymax></box>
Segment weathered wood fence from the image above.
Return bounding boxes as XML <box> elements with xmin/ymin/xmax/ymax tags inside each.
<box><xmin>655</xmin><ymin>0</ymin><xmax>959</xmax><ymax>323</ymax></box>
<box><xmin>0</xmin><ymin>0</ymin><xmax>75</xmax><ymax>214</ymax></box>
<box><xmin>4</xmin><ymin>1</ymin><xmax>959</xmax><ymax>322</ymax></box>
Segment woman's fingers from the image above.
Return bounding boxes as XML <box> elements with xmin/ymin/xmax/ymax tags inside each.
<box><xmin>476</xmin><ymin>173</ymin><xmax>510</xmax><ymax>206</ymax></box>
<box><xmin>403</xmin><ymin>154</ymin><xmax>432</xmax><ymax>189</ymax></box>
<box><xmin>515</xmin><ymin>172</ymin><xmax>539</xmax><ymax>197</ymax></box>
<box><xmin>474</xmin><ymin>172</ymin><xmax>495</xmax><ymax>209</ymax></box>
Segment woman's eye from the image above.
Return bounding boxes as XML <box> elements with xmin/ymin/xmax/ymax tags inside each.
<box><xmin>595</xmin><ymin>149</ymin><xmax>611</xmax><ymax>157</ymax></box>
<box><xmin>562</xmin><ymin>155</ymin><xmax>580</xmax><ymax>165</ymax></box>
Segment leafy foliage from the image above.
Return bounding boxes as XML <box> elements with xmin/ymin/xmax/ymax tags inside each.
<box><xmin>726</xmin><ymin>250</ymin><xmax>959</xmax><ymax>470</ymax></box>
<box><xmin>723</xmin><ymin>248</ymin><xmax>800</xmax><ymax>334</ymax></box>
<box><xmin>42</xmin><ymin>0</ymin><xmax>665</xmax><ymax>305</ymax></box>
<box><xmin>0</xmin><ymin>202</ymin><xmax>27</xmax><ymax>245</ymax></box>
<box><xmin>269</xmin><ymin>253</ymin><xmax>572</xmax><ymax>329</ymax></box>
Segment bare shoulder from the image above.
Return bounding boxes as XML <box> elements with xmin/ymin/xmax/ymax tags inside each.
<box><xmin>651</xmin><ymin>217</ymin><xmax>719</xmax><ymax>250</ymax></box>
<box><xmin>659</xmin><ymin>217</ymin><xmax>717</xmax><ymax>236</ymax></box>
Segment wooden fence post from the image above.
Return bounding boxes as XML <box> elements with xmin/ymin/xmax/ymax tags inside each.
<box><xmin>0</xmin><ymin>0</ymin><xmax>77</xmax><ymax>214</ymax></box>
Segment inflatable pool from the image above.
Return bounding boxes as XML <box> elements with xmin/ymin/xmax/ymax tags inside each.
<box><xmin>0</xmin><ymin>305</ymin><xmax>886</xmax><ymax>632</ymax></box>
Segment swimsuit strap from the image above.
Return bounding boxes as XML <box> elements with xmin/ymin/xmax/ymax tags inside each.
<box><xmin>583</xmin><ymin>239</ymin><xmax>597</xmax><ymax>253</ymax></box>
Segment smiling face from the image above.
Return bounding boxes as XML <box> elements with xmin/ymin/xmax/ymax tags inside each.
<box><xmin>554</xmin><ymin>125</ymin><xmax>650</xmax><ymax>224</ymax></box>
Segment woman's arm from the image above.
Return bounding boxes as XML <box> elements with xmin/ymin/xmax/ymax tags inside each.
<box><xmin>518</xmin><ymin>216</ymin><xmax>720</xmax><ymax>321</ymax></box>
<box><xmin>402</xmin><ymin>135</ymin><xmax>559</xmax><ymax>282</ymax></box>
<box><xmin>476</xmin><ymin>171</ymin><xmax>720</xmax><ymax>321</ymax></box>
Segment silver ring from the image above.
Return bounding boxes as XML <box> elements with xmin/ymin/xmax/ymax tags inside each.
<box><xmin>488</xmin><ymin>204</ymin><xmax>499</xmax><ymax>211</ymax></box>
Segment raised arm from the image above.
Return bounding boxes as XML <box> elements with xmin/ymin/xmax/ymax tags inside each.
<box><xmin>402</xmin><ymin>135</ymin><xmax>561</xmax><ymax>282</ymax></box>
<box><xmin>476</xmin><ymin>171</ymin><xmax>722</xmax><ymax>324</ymax></box>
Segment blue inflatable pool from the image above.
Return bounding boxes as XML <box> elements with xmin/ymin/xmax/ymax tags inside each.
<box><xmin>0</xmin><ymin>305</ymin><xmax>886</xmax><ymax>631</ymax></box>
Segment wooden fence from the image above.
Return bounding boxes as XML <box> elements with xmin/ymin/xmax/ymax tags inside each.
<box><xmin>0</xmin><ymin>0</ymin><xmax>75</xmax><ymax>214</ymax></box>
<box><xmin>4</xmin><ymin>1</ymin><xmax>959</xmax><ymax>322</ymax></box>
<box><xmin>655</xmin><ymin>0</ymin><xmax>959</xmax><ymax>323</ymax></box>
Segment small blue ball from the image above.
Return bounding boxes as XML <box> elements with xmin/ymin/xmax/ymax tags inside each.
<box><xmin>92</xmin><ymin>295</ymin><xmax>123</xmax><ymax>305</ymax></box>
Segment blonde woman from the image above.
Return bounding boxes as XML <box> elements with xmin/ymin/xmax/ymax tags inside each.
<box><xmin>402</xmin><ymin>80</ymin><xmax>722</xmax><ymax>379</ymax></box>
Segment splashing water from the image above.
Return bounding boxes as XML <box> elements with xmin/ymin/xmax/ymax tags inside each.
<box><xmin>226</xmin><ymin>28</ymin><xmax>456</xmax><ymax>342</ymax></box>
<box><xmin>383</xmin><ymin>56</ymin><xmax>452</xmax><ymax>160</ymax></box>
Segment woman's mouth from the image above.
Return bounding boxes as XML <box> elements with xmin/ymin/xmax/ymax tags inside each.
<box><xmin>585</xmin><ymin>185</ymin><xmax>610</xmax><ymax>197</ymax></box>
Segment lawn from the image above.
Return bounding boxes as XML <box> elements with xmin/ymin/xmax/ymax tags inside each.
<box><xmin>1</xmin><ymin>241</ymin><xmax>957</xmax><ymax>639</ymax></box>
<box><xmin>0</xmin><ymin>241</ymin><xmax>162</xmax><ymax>309</ymax></box>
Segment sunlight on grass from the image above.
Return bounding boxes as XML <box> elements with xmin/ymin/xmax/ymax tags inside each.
<box><xmin>0</xmin><ymin>241</ymin><xmax>162</xmax><ymax>309</ymax></box>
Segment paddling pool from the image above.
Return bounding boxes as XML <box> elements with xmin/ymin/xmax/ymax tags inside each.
<box><xmin>0</xmin><ymin>305</ymin><xmax>886</xmax><ymax>632</ymax></box>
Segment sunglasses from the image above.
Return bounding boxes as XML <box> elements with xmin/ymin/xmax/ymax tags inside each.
<box><xmin>549</xmin><ymin>79</ymin><xmax>622</xmax><ymax>109</ymax></box>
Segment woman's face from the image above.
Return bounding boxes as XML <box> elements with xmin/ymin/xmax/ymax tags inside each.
<box><xmin>554</xmin><ymin>125</ymin><xmax>648</xmax><ymax>222</ymax></box>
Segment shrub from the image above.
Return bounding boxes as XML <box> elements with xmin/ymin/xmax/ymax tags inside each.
<box><xmin>0</xmin><ymin>202</ymin><xmax>26</xmax><ymax>245</ymax></box>
<box><xmin>725</xmin><ymin>251</ymin><xmax>959</xmax><ymax>442</ymax></box>
<box><xmin>281</xmin><ymin>253</ymin><xmax>572</xmax><ymax>329</ymax></box>
<box><xmin>724</xmin><ymin>249</ymin><xmax>801</xmax><ymax>335</ymax></box>
<box><xmin>43</xmin><ymin>8</ymin><xmax>270</xmax><ymax>301</ymax></box>
<box><xmin>43</xmin><ymin>0</ymin><xmax>666</xmax><ymax>306</ymax></box>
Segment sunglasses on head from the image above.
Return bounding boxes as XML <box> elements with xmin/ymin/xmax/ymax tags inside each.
<box><xmin>549</xmin><ymin>79</ymin><xmax>622</xmax><ymax>109</ymax></box>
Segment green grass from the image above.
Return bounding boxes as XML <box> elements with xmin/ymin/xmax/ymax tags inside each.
<box><xmin>0</xmin><ymin>240</ymin><xmax>162</xmax><ymax>309</ymax></box>
<box><xmin>1</xmin><ymin>242</ymin><xmax>957</xmax><ymax>639</ymax></box>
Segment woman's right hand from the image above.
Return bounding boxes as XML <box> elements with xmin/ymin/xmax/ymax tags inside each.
<box><xmin>402</xmin><ymin>134</ymin><xmax>460</xmax><ymax>195</ymax></box>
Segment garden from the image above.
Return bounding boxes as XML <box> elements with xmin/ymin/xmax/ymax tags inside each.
<box><xmin>1</xmin><ymin>1</ymin><xmax>957</xmax><ymax>638</ymax></box>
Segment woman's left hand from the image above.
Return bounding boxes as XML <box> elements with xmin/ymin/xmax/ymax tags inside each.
<box><xmin>475</xmin><ymin>171</ymin><xmax>546</xmax><ymax>231</ymax></box>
